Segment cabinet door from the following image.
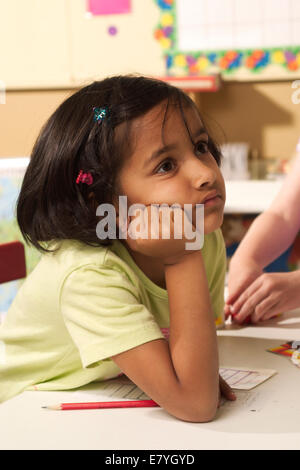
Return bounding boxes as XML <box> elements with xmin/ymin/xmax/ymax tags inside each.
<box><xmin>68</xmin><ymin>0</ymin><xmax>164</xmax><ymax>85</ymax></box>
<box><xmin>0</xmin><ymin>0</ymin><xmax>71</xmax><ymax>88</ymax></box>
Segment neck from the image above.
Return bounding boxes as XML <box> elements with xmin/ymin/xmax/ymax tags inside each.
<box><xmin>121</xmin><ymin>241</ymin><xmax>166</xmax><ymax>290</ymax></box>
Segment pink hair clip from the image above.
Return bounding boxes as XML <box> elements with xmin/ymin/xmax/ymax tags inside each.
<box><xmin>76</xmin><ymin>169</ymin><xmax>93</xmax><ymax>185</ymax></box>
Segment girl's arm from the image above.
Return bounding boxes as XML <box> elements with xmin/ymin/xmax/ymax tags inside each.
<box><xmin>111</xmin><ymin>250</ymin><xmax>219</xmax><ymax>423</ymax></box>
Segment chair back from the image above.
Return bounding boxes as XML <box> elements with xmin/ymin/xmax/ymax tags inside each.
<box><xmin>0</xmin><ymin>241</ymin><xmax>26</xmax><ymax>283</ymax></box>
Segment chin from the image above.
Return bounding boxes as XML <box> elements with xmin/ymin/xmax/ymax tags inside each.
<box><xmin>193</xmin><ymin>206</ymin><xmax>224</xmax><ymax>235</ymax></box>
<box><xmin>204</xmin><ymin>212</ymin><xmax>224</xmax><ymax>234</ymax></box>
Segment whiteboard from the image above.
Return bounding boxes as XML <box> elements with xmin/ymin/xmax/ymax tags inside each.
<box><xmin>155</xmin><ymin>0</ymin><xmax>300</xmax><ymax>80</ymax></box>
<box><xmin>177</xmin><ymin>0</ymin><xmax>300</xmax><ymax>52</ymax></box>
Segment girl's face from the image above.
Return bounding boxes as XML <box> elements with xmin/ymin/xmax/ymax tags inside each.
<box><xmin>114</xmin><ymin>100</ymin><xmax>226</xmax><ymax>234</ymax></box>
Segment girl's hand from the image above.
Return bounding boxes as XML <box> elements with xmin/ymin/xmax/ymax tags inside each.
<box><xmin>218</xmin><ymin>375</ymin><xmax>236</xmax><ymax>407</ymax></box>
<box><xmin>118</xmin><ymin>204</ymin><xmax>200</xmax><ymax>265</ymax></box>
<box><xmin>224</xmin><ymin>258</ymin><xmax>263</xmax><ymax>322</ymax></box>
<box><xmin>228</xmin><ymin>271</ymin><xmax>300</xmax><ymax>324</ymax></box>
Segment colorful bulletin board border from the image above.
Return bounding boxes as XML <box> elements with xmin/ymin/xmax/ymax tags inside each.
<box><xmin>154</xmin><ymin>0</ymin><xmax>300</xmax><ymax>77</ymax></box>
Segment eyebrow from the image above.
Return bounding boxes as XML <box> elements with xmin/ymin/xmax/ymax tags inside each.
<box><xmin>143</xmin><ymin>127</ymin><xmax>207</xmax><ymax>169</ymax></box>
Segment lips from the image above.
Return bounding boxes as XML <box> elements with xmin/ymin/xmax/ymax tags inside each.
<box><xmin>201</xmin><ymin>190</ymin><xmax>220</xmax><ymax>204</ymax></box>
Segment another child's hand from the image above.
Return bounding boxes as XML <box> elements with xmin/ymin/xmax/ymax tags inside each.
<box><xmin>227</xmin><ymin>271</ymin><xmax>300</xmax><ymax>324</ymax></box>
<box><xmin>225</xmin><ymin>258</ymin><xmax>263</xmax><ymax>323</ymax></box>
<box><xmin>119</xmin><ymin>204</ymin><xmax>200</xmax><ymax>265</ymax></box>
<box><xmin>218</xmin><ymin>375</ymin><xmax>236</xmax><ymax>407</ymax></box>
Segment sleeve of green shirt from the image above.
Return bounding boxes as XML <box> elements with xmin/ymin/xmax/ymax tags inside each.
<box><xmin>60</xmin><ymin>264</ymin><xmax>164</xmax><ymax>368</ymax></box>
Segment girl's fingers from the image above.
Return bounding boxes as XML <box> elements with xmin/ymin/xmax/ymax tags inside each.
<box><xmin>150</xmin><ymin>205</ymin><xmax>159</xmax><ymax>238</ymax></box>
<box><xmin>219</xmin><ymin>376</ymin><xmax>236</xmax><ymax>401</ymax></box>
<box><xmin>117</xmin><ymin>214</ymin><xmax>130</xmax><ymax>237</ymax></box>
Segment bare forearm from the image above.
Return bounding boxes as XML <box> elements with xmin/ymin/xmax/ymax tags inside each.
<box><xmin>232</xmin><ymin>211</ymin><xmax>298</xmax><ymax>270</ymax></box>
<box><xmin>164</xmin><ymin>251</ymin><xmax>219</xmax><ymax>416</ymax></box>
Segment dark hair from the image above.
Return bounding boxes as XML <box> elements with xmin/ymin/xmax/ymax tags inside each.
<box><xmin>17</xmin><ymin>74</ymin><xmax>222</xmax><ymax>252</ymax></box>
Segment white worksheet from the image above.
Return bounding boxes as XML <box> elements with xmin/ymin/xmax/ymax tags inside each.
<box><xmin>219</xmin><ymin>366</ymin><xmax>277</xmax><ymax>390</ymax></box>
<box><xmin>65</xmin><ymin>366</ymin><xmax>277</xmax><ymax>404</ymax></box>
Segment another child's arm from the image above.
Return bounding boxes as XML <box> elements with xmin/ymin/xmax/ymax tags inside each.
<box><xmin>226</xmin><ymin>150</ymin><xmax>300</xmax><ymax>323</ymax></box>
<box><xmin>112</xmin><ymin>206</ymin><xmax>227</xmax><ymax>422</ymax></box>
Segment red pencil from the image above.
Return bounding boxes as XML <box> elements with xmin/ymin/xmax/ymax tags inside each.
<box><xmin>42</xmin><ymin>399</ymin><xmax>159</xmax><ymax>410</ymax></box>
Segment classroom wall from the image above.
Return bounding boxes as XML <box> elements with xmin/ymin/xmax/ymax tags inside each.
<box><xmin>1</xmin><ymin>80</ymin><xmax>299</xmax><ymax>159</ymax></box>
<box><xmin>1</xmin><ymin>0</ymin><xmax>300</xmax><ymax>159</ymax></box>
<box><xmin>197</xmin><ymin>80</ymin><xmax>300</xmax><ymax>160</ymax></box>
<box><xmin>0</xmin><ymin>0</ymin><xmax>163</xmax><ymax>89</ymax></box>
<box><xmin>0</xmin><ymin>89</ymin><xmax>73</xmax><ymax>157</ymax></box>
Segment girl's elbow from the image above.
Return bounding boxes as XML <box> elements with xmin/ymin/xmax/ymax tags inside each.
<box><xmin>179</xmin><ymin>404</ymin><xmax>218</xmax><ymax>423</ymax></box>
<box><xmin>165</xmin><ymin>398</ymin><xmax>218</xmax><ymax>423</ymax></box>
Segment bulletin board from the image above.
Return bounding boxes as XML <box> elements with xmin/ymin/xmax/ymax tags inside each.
<box><xmin>154</xmin><ymin>0</ymin><xmax>300</xmax><ymax>80</ymax></box>
<box><xmin>1</xmin><ymin>0</ymin><xmax>300</xmax><ymax>89</ymax></box>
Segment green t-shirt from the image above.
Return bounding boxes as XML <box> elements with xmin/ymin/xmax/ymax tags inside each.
<box><xmin>0</xmin><ymin>229</ymin><xmax>226</xmax><ymax>403</ymax></box>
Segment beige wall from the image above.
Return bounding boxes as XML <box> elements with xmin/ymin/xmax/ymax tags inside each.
<box><xmin>0</xmin><ymin>0</ymin><xmax>163</xmax><ymax>89</ymax></box>
<box><xmin>197</xmin><ymin>80</ymin><xmax>300</xmax><ymax>160</ymax></box>
<box><xmin>1</xmin><ymin>80</ymin><xmax>299</xmax><ymax>159</ymax></box>
<box><xmin>1</xmin><ymin>0</ymin><xmax>299</xmax><ymax>159</ymax></box>
<box><xmin>0</xmin><ymin>89</ymin><xmax>74</xmax><ymax>157</ymax></box>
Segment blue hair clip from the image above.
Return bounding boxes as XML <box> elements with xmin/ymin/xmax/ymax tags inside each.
<box><xmin>93</xmin><ymin>106</ymin><xmax>109</xmax><ymax>123</ymax></box>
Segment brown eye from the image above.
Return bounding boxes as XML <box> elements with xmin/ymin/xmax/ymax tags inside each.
<box><xmin>156</xmin><ymin>158</ymin><xmax>176</xmax><ymax>174</ymax></box>
<box><xmin>194</xmin><ymin>141</ymin><xmax>209</xmax><ymax>157</ymax></box>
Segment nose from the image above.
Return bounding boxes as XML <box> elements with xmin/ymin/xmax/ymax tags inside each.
<box><xmin>189</xmin><ymin>157</ymin><xmax>217</xmax><ymax>189</ymax></box>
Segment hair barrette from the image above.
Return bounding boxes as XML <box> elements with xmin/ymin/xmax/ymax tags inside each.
<box><xmin>76</xmin><ymin>169</ymin><xmax>93</xmax><ymax>185</ymax></box>
<box><xmin>93</xmin><ymin>106</ymin><xmax>109</xmax><ymax>123</ymax></box>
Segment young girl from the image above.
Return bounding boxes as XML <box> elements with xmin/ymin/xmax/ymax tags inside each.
<box><xmin>0</xmin><ymin>75</ymin><xmax>235</xmax><ymax>421</ymax></box>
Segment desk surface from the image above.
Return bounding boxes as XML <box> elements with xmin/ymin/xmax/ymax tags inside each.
<box><xmin>1</xmin><ymin>311</ymin><xmax>300</xmax><ymax>450</ymax></box>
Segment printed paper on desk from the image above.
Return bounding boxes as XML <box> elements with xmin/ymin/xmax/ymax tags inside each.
<box><xmin>70</xmin><ymin>376</ymin><xmax>150</xmax><ymax>402</ymax></box>
<box><xmin>220</xmin><ymin>366</ymin><xmax>277</xmax><ymax>390</ymax></box>
<box><xmin>69</xmin><ymin>367</ymin><xmax>276</xmax><ymax>404</ymax></box>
